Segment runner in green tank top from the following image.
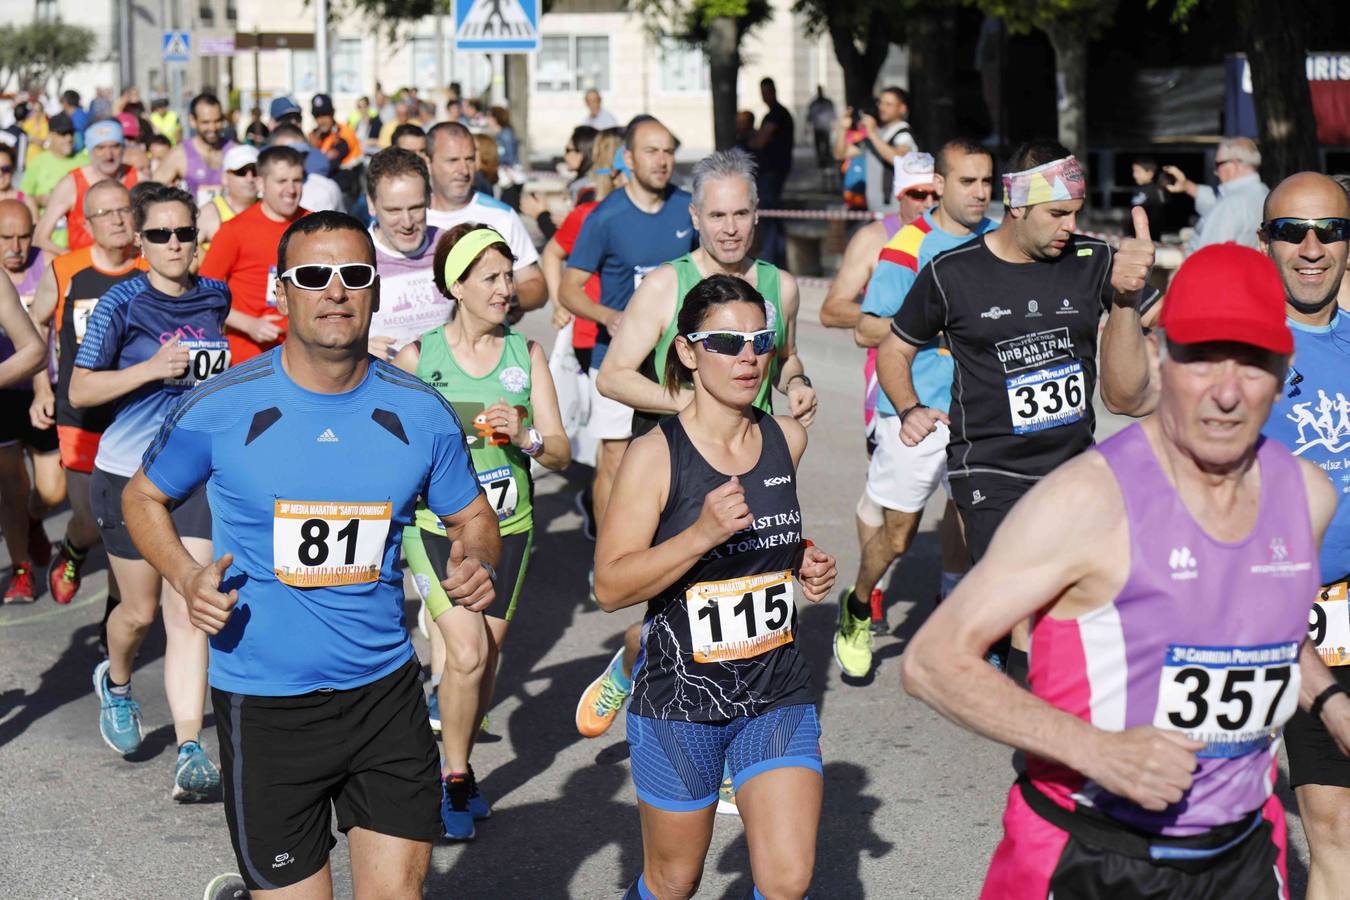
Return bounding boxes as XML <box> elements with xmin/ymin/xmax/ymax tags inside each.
<box><xmin>393</xmin><ymin>223</ymin><xmax>570</xmax><ymax>841</ymax></box>
<box><xmin>576</xmin><ymin>150</ymin><xmax>819</xmax><ymax>759</ymax></box>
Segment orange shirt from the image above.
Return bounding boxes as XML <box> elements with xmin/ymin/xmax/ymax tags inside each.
<box><xmin>200</xmin><ymin>203</ymin><xmax>308</xmax><ymax>363</ymax></box>
<box><xmin>68</xmin><ymin>166</ymin><xmax>140</xmax><ymax>251</ymax></box>
<box><xmin>313</xmin><ymin>123</ymin><xmax>363</xmax><ymax>168</ymax></box>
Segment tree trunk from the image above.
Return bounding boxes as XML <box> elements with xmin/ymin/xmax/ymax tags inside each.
<box><xmin>1239</xmin><ymin>0</ymin><xmax>1318</xmax><ymax>182</ymax></box>
<box><xmin>908</xmin><ymin>9</ymin><xmax>956</xmax><ymax>150</ymax></box>
<box><xmin>707</xmin><ymin>16</ymin><xmax>740</xmax><ymax>151</ymax></box>
<box><xmin>827</xmin><ymin>10</ymin><xmax>891</xmax><ymax>111</ymax></box>
<box><xmin>506</xmin><ymin>52</ymin><xmax>531</xmax><ymax>164</ymax></box>
<box><xmin>1043</xmin><ymin>18</ymin><xmax>1088</xmax><ymax>166</ymax></box>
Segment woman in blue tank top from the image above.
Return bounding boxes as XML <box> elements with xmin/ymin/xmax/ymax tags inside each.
<box><xmin>594</xmin><ymin>274</ymin><xmax>838</xmax><ymax>900</ymax></box>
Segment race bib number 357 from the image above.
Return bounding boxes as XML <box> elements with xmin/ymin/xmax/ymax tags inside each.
<box><xmin>686</xmin><ymin>570</ymin><xmax>796</xmax><ymax>663</ymax></box>
<box><xmin>273</xmin><ymin>500</ymin><xmax>392</xmax><ymax>587</ymax></box>
<box><xmin>1006</xmin><ymin>361</ymin><xmax>1085</xmax><ymax>434</ymax></box>
<box><xmin>1152</xmin><ymin>641</ymin><xmax>1300</xmax><ymax>759</ymax></box>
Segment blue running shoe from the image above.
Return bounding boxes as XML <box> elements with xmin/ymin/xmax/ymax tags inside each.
<box><xmin>93</xmin><ymin>659</ymin><xmax>142</xmax><ymax>756</ymax></box>
<box><xmin>427</xmin><ymin>688</ymin><xmax>441</xmax><ymax>733</ymax></box>
<box><xmin>442</xmin><ymin>774</ymin><xmax>475</xmax><ymax>840</ymax></box>
<box><xmin>174</xmin><ymin>740</ymin><xmax>221</xmax><ymax>802</ymax></box>
<box><xmin>466</xmin><ymin>765</ymin><xmax>491</xmax><ymax>820</ymax></box>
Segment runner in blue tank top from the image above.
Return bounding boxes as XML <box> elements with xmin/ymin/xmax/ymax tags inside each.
<box><xmin>594</xmin><ymin>274</ymin><xmax>838</xmax><ymax>900</ymax></box>
<box><xmin>120</xmin><ymin>211</ymin><xmax>501</xmax><ymax>897</ymax></box>
<box><xmin>70</xmin><ymin>184</ymin><xmax>230</xmax><ymax>801</ymax></box>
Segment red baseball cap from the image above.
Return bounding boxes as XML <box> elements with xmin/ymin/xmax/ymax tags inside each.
<box><xmin>1159</xmin><ymin>244</ymin><xmax>1292</xmax><ymax>355</ymax></box>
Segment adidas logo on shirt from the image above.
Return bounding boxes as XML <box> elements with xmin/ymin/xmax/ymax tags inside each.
<box><xmin>1168</xmin><ymin>546</ymin><xmax>1199</xmax><ymax>580</ymax></box>
<box><xmin>317</xmin><ymin>428</ymin><xmax>339</xmax><ymax>443</ymax></box>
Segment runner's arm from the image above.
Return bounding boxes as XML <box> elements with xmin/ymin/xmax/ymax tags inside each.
<box><xmin>0</xmin><ymin>276</ymin><xmax>44</xmax><ymax>389</ymax></box>
<box><xmin>436</xmin><ymin>494</ymin><xmax>501</xmax><ymax>570</ymax></box>
<box><xmin>819</xmin><ymin>224</ymin><xmax>882</xmax><ymax>328</ymax></box>
<box><xmin>32</xmin><ymin>175</ymin><xmax>75</xmax><ymax>255</ymax></box>
<box><xmin>124</xmin><ymin>469</ymin><xmax>209</xmax><ymax>595</ymax></box>
<box><xmin>595</xmin><ymin>266</ymin><xmax>685</xmax><ymax>414</ymax></box>
<box><xmin>559</xmin><ymin>266</ymin><xmax>613</xmax><ymax>325</ymax></box>
<box><xmin>513</xmin><ymin>263</ymin><xmax>547</xmax><ymax>311</ymax></box>
<box><xmin>1100</xmin><ymin>302</ymin><xmax>1159</xmax><ymax>417</ymax></box>
<box><xmin>856</xmin><ymin>248</ymin><xmax>918</xmax><ymax>348</ymax></box>
<box><xmin>523</xmin><ymin>340</ymin><xmax>571</xmax><ymax>471</ymax></box>
<box><xmin>151</xmin><ymin>145</ymin><xmax>185</xmax><ymax>185</ymax></box>
<box><xmin>875</xmin><ymin>332</ymin><xmax>922</xmax><ymax>414</ymax></box>
<box><xmin>773</xmin><ymin>273</ymin><xmax>816</xmax><ymax>426</ymax></box>
<box><xmin>1294</xmin><ymin>461</ymin><xmax>1350</xmax><ymax>724</ymax></box>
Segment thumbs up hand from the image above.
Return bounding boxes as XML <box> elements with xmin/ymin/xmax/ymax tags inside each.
<box><xmin>185</xmin><ymin>552</ymin><xmax>240</xmax><ymax>635</ymax></box>
<box><xmin>441</xmin><ymin>539</ymin><xmax>496</xmax><ymax>612</ymax></box>
<box><xmin>1109</xmin><ymin>206</ymin><xmax>1156</xmax><ymax>302</ymax></box>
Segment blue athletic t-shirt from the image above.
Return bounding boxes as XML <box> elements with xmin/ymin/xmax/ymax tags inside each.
<box><xmin>140</xmin><ymin>351</ymin><xmax>483</xmax><ymax>695</ymax></box>
<box><xmin>566</xmin><ymin>185</ymin><xmax>696</xmax><ymax>368</ymax></box>
<box><xmin>862</xmin><ymin>210</ymin><xmax>998</xmax><ymax>415</ymax></box>
<box><xmin>75</xmin><ymin>274</ymin><xmax>231</xmax><ymax>477</ymax></box>
<box><xmin>1263</xmin><ymin>312</ymin><xmax>1350</xmax><ymax>584</ymax></box>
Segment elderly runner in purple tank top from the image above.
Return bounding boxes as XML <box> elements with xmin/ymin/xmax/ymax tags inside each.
<box><xmin>902</xmin><ymin>243</ymin><xmax>1350</xmax><ymax>900</ymax></box>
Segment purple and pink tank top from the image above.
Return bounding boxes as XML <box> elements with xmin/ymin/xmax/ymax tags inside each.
<box><xmin>184</xmin><ymin>138</ymin><xmax>235</xmax><ymax>205</ymax></box>
<box><xmin>1028</xmin><ymin>423</ymin><xmax>1318</xmax><ymax>835</ymax></box>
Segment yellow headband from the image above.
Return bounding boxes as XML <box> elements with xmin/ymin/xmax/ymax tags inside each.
<box><xmin>443</xmin><ymin>228</ymin><xmax>507</xmax><ymax>286</ymax></box>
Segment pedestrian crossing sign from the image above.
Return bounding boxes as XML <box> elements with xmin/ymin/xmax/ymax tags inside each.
<box><xmin>454</xmin><ymin>0</ymin><xmax>540</xmax><ymax>52</ymax></box>
<box><xmin>163</xmin><ymin>31</ymin><xmax>191</xmax><ymax>63</ymax></box>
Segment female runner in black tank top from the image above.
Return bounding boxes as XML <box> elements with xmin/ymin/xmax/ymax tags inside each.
<box><xmin>595</xmin><ymin>275</ymin><xmax>837</xmax><ymax>900</ymax></box>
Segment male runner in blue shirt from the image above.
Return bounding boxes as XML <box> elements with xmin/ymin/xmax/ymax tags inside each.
<box><xmin>122</xmin><ymin>210</ymin><xmax>501</xmax><ymax>897</ymax></box>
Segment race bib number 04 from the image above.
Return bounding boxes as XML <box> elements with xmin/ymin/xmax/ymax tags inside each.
<box><xmin>1310</xmin><ymin>582</ymin><xmax>1350</xmax><ymax>667</ymax></box>
<box><xmin>167</xmin><ymin>339</ymin><xmax>230</xmax><ymax>387</ymax></box>
<box><xmin>686</xmin><ymin>570</ymin><xmax>795</xmax><ymax>663</ymax></box>
<box><xmin>1006</xmin><ymin>360</ymin><xmax>1085</xmax><ymax>434</ymax></box>
<box><xmin>1152</xmin><ymin>641</ymin><xmax>1300</xmax><ymax>759</ymax></box>
<box><xmin>273</xmin><ymin>500</ymin><xmax>392</xmax><ymax>587</ymax></box>
<box><xmin>477</xmin><ymin>465</ymin><xmax>519</xmax><ymax>521</ymax></box>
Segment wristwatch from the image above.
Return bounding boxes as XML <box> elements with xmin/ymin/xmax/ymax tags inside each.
<box><xmin>523</xmin><ymin>426</ymin><xmax>544</xmax><ymax>458</ymax></box>
<box><xmin>479</xmin><ymin>560</ymin><xmax>498</xmax><ymax>586</ymax></box>
<box><xmin>786</xmin><ymin>374</ymin><xmax>813</xmax><ymax>389</ymax></box>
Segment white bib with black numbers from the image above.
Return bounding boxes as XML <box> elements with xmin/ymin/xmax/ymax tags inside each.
<box><xmin>477</xmin><ymin>465</ymin><xmax>519</xmax><ymax>521</ymax></box>
<box><xmin>273</xmin><ymin>500</ymin><xmax>392</xmax><ymax>587</ymax></box>
<box><xmin>1152</xmin><ymin>641</ymin><xmax>1300</xmax><ymax>759</ymax></box>
<box><xmin>1005</xmin><ymin>360</ymin><xmax>1086</xmax><ymax>434</ymax></box>
<box><xmin>686</xmin><ymin>570</ymin><xmax>796</xmax><ymax>663</ymax></box>
<box><xmin>1310</xmin><ymin>582</ymin><xmax>1350</xmax><ymax>667</ymax></box>
<box><xmin>167</xmin><ymin>339</ymin><xmax>230</xmax><ymax>387</ymax></box>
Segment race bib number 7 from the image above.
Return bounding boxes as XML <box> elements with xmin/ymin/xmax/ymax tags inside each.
<box><xmin>1006</xmin><ymin>361</ymin><xmax>1085</xmax><ymax>434</ymax></box>
<box><xmin>273</xmin><ymin>500</ymin><xmax>392</xmax><ymax>587</ymax></box>
<box><xmin>478</xmin><ymin>465</ymin><xmax>519</xmax><ymax>521</ymax></box>
<box><xmin>1310</xmin><ymin>582</ymin><xmax>1350</xmax><ymax>667</ymax></box>
<box><xmin>1152</xmin><ymin>641</ymin><xmax>1300</xmax><ymax>758</ymax></box>
<box><xmin>686</xmin><ymin>570</ymin><xmax>796</xmax><ymax>663</ymax></box>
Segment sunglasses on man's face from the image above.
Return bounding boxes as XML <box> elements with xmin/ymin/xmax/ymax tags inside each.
<box><xmin>280</xmin><ymin>263</ymin><xmax>377</xmax><ymax>291</ymax></box>
<box><xmin>904</xmin><ymin>190</ymin><xmax>937</xmax><ymax>201</ymax></box>
<box><xmin>0</xmin><ymin>166</ymin><xmax>12</xmax><ymax>175</ymax></box>
<box><xmin>141</xmin><ymin>226</ymin><xmax>198</xmax><ymax>244</ymax></box>
<box><xmin>686</xmin><ymin>329</ymin><xmax>776</xmax><ymax>356</ymax></box>
<box><xmin>229</xmin><ymin>164</ymin><xmax>257</xmax><ymax>177</ymax></box>
<box><xmin>1262</xmin><ymin>217</ymin><xmax>1350</xmax><ymax>245</ymax></box>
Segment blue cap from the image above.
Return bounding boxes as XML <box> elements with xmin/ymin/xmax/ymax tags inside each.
<box><xmin>269</xmin><ymin>96</ymin><xmax>302</xmax><ymax>120</ymax></box>
<box><xmin>84</xmin><ymin>119</ymin><xmax>124</xmax><ymax>149</ymax></box>
<box><xmin>613</xmin><ymin>146</ymin><xmax>631</xmax><ymax>179</ymax></box>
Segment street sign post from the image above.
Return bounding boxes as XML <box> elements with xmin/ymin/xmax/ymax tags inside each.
<box><xmin>162</xmin><ymin>31</ymin><xmax>191</xmax><ymax>63</ymax></box>
<box><xmin>454</xmin><ymin>0</ymin><xmax>540</xmax><ymax>52</ymax></box>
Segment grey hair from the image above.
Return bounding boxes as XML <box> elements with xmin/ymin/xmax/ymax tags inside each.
<box><xmin>1218</xmin><ymin>137</ymin><xmax>1261</xmax><ymax>169</ymax></box>
<box><xmin>691</xmin><ymin>148</ymin><xmax>759</xmax><ymax>210</ymax></box>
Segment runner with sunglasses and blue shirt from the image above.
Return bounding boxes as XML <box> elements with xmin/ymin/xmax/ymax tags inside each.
<box><xmin>594</xmin><ymin>274</ymin><xmax>837</xmax><ymax>900</ymax></box>
<box><xmin>74</xmin><ymin>184</ymin><xmax>229</xmax><ymax>800</ymax></box>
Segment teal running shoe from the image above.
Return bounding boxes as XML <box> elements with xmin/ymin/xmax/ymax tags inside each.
<box><xmin>442</xmin><ymin>773</ymin><xmax>476</xmax><ymax>840</ymax></box>
<box><xmin>174</xmin><ymin>740</ymin><xmax>221</xmax><ymax>802</ymax></box>
<box><xmin>93</xmin><ymin>659</ymin><xmax>142</xmax><ymax>755</ymax></box>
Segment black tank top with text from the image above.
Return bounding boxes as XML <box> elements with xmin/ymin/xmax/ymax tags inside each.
<box><xmin>630</xmin><ymin>411</ymin><xmax>812</xmax><ymax>722</ymax></box>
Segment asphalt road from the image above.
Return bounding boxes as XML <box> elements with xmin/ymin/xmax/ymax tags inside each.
<box><xmin>0</xmin><ymin>286</ymin><xmax>1315</xmax><ymax>898</ymax></box>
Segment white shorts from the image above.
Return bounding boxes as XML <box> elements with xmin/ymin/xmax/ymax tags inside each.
<box><xmin>588</xmin><ymin>368</ymin><xmax>634</xmax><ymax>442</ymax></box>
<box><xmin>865</xmin><ymin>416</ymin><xmax>949</xmax><ymax>513</ymax></box>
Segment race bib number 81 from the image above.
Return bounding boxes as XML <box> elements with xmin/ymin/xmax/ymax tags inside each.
<box><xmin>1152</xmin><ymin>641</ymin><xmax>1300</xmax><ymax>759</ymax></box>
<box><xmin>273</xmin><ymin>500</ymin><xmax>392</xmax><ymax>587</ymax></box>
<box><xmin>686</xmin><ymin>570</ymin><xmax>795</xmax><ymax>663</ymax></box>
<box><xmin>1006</xmin><ymin>361</ymin><xmax>1085</xmax><ymax>434</ymax></box>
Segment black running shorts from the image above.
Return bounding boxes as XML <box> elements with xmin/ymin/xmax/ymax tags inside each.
<box><xmin>948</xmin><ymin>473</ymin><xmax>1035</xmax><ymax>563</ymax></box>
<box><xmin>1287</xmin><ymin>662</ymin><xmax>1350</xmax><ymax>788</ymax></box>
<box><xmin>212</xmin><ymin>658</ymin><xmax>441</xmax><ymax>891</ymax></box>
<box><xmin>0</xmin><ymin>389</ymin><xmax>57</xmax><ymax>452</ymax></box>
<box><xmin>90</xmin><ymin>467</ymin><xmax>210</xmax><ymax>560</ymax></box>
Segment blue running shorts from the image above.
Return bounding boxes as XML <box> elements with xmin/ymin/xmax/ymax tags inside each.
<box><xmin>627</xmin><ymin>704</ymin><xmax>823</xmax><ymax>811</ymax></box>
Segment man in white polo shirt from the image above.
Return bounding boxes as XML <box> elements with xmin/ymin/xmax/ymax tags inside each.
<box><xmin>424</xmin><ymin>121</ymin><xmax>546</xmax><ymax>313</ymax></box>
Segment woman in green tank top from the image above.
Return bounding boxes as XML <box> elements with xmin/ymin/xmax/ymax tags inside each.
<box><xmin>393</xmin><ymin>223</ymin><xmax>570</xmax><ymax>840</ymax></box>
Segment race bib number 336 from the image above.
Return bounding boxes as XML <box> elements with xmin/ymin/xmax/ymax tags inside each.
<box><xmin>1006</xmin><ymin>361</ymin><xmax>1085</xmax><ymax>434</ymax></box>
<box><xmin>1152</xmin><ymin>641</ymin><xmax>1300</xmax><ymax>759</ymax></box>
<box><xmin>686</xmin><ymin>570</ymin><xmax>795</xmax><ymax>663</ymax></box>
<box><xmin>273</xmin><ymin>500</ymin><xmax>392</xmax><ymax>587</ymax></box>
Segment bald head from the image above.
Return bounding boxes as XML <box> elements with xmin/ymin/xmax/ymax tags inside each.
<box><xmin>84</xmin><ymin>180</ymin><xmax>132</xmax><ymax>217</ymax></box>
<box><xmin>0</xmin><ymin>199</ymin><xmax>34</xmax><ymax>274</ymax></box>
<box><xmin>1261</xmin><ymin>172</ymin><xmax>1350</xmax><ymax>316</ymax></box>
<box><xmin>0</xmin><ymin>199</ymin><xmax>33</xmax><ymax>234</ymax></box>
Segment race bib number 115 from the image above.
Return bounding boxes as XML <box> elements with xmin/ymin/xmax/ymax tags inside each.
<box><xmin>686</xmin><ymin>570</ymin><xmax>796</xmax><ymax>663</ymax></box>
<box><xmin>1152</xmin><ymin>641</ymin><xmax>1300</xmax><ymax>759</ymax></box>
<box><xmin>273</xmin><ymin>500</ymin><xmax>392</xmax><ymax>587</ymax></box>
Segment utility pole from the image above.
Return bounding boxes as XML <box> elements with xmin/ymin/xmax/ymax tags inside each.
<box><xmin>316</xmin><ymin>0</ymin><xmax>330</xmax><ymax>94</ymax></box>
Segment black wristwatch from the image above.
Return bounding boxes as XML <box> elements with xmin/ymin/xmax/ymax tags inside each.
<box><xmin>786</xmin><ymin>374</ymin><xmax>812</xmax><ymax>389</ymax></box>
<box><xmin>898</xmin><ymin>402</ymin><xmax>927</xmax><ymax>425</ymax></box>
<box><xmin>1311</xmin><ymin>683</ymin><xmax>1349</xmax><ymax>722</ymax></box>
<box><xmin>479</xmin><ymin>560</ymin><xmax>498</xmax><ymax>586</ymax></box>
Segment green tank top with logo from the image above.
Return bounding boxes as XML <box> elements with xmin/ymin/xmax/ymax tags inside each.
<box><xmin>414</xmin><ymin>325</ymin><xmax>534</xmax><ymax>536</ymax></box>
<box><xmin>633</xmin><ymin>254</ymin><xmax>785</xmax><ymax>436</ymax></box>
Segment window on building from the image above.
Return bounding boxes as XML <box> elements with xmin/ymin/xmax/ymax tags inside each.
<box><xmin>291</xmin><ymin>50</ymin><xmax>317</xmax><ymax>94</ymax></box>
<box><xmin>535</xmin><ymin>35</ymin><xmax>609</xmax><ymax>93</ymax></box>
<box><xmin>333</xmin><ymin>37</ymin><xmax>363</xmax><ymax>94</ymax></box>
<box><xmin>658</xmin><ymin>39</ymin><xmax>709</xmax><ymax>94</ymax></box>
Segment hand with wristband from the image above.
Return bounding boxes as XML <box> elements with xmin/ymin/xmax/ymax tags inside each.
<box><xmin>898</xmin><ymin>400</ymin><xmax>950</xmax><ymax>447</ymax></box>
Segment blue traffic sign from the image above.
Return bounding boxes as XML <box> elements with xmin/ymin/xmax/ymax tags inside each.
<box><xmin>162</xmin><ymin>31</ymin><xmax>191</xmax><ymax>63</ymax></box>
<box><xmin>454</xmin><ymin>0</ymin><xmax>540</xmax><ymax>52</ymax></box>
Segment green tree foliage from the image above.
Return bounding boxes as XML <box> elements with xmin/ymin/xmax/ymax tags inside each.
<box><xmin>793</xmin><ymin>0</ymin><xmax>905</xmax><ymax>110</ymax></box>
<box><xmin>0</xmin><ymin>20</ymin><xmax>96</xmax><ymax>94</ymax></box>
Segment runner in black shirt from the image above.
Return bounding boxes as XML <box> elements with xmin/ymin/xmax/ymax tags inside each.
<box><xmin>876</xmin><ymin>140</ymin><xmax>1155</xmax><ymax>674</ymax></box>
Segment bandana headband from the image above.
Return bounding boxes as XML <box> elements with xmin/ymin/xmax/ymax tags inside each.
<box><xmin>1001</xmin><ymin>155</ymin><xmax>1086</xmax><ymax>208</ymax></box>
<box><xmin>443</xmin><ymin>228</ymin><xmax>507</xmax><ymax>285</ymax></box>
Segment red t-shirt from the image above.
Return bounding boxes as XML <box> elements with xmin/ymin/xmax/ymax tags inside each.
<box><xmin>555</xmin><ymin>200</ymin><xmax>601</xmax><ymax>350</ymax></box>
<box><xmin>200</xmin><ymin>203</ymin><xmax>308</xmax><ymax>363</ymax></box>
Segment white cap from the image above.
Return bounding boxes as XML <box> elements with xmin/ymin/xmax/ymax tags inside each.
<box><xmin>223</xmin><ymin>144</ymin><xmax>259</xmax><ymax>173</ymax></box>
<box><xmin>893</xmin><ymin>151</ymin><xmax>936</xmax><ymax>196</ymax></box>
